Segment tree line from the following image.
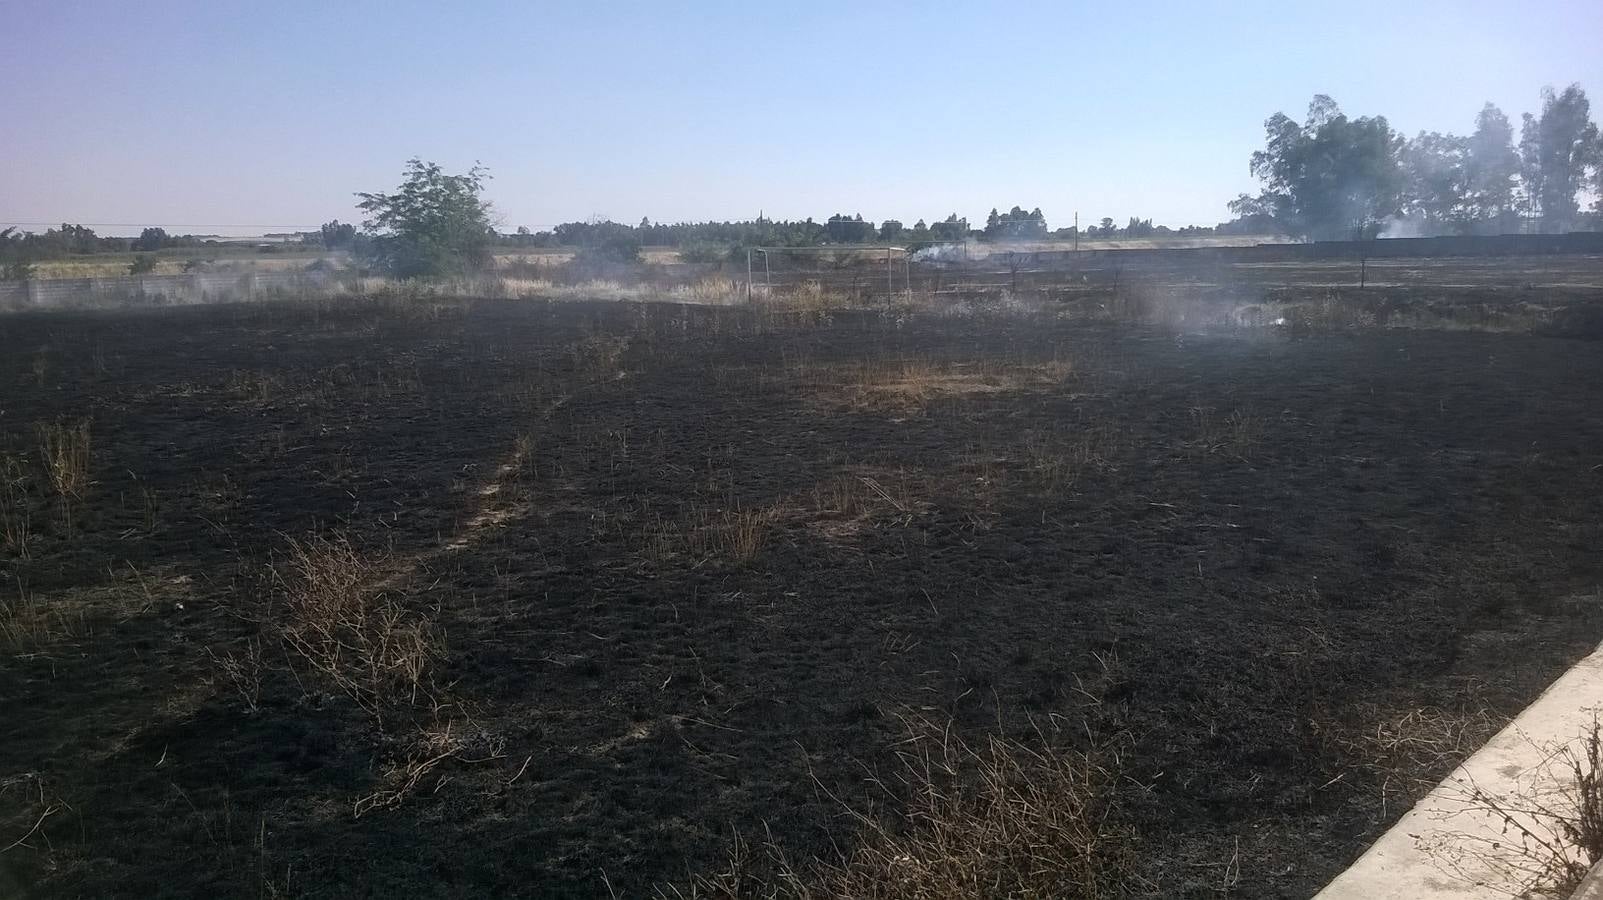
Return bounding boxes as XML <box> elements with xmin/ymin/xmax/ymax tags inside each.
<box><xmin>487</xmin><ymin>207</ymin><xmax>1231</xmax><ymax>258</ymax></box>
<box><xmin>1233</xmin><ymin>84</ymin><xmax>1601</xmax><ymax>240</ymax></box>
<box><xmin>6</xmin><ymin>82</ymin><xmax>1597</xmax><ymax>282</ymax></box>
<box><xmin>0</xmin><ymin>225</ymin><xmax>256</xmax><ymax>279</ymax></box>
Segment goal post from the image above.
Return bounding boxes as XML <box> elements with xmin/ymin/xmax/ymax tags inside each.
<box><xmin>745</xmin><ymin>246</ymin><xmax>911</xmax><ymax>303</ymax></box>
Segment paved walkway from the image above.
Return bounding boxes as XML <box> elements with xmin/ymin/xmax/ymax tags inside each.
<box><xmin>1318</xmin><ymin>641</ymin><xmax>1603</xmax><ymax>899</ymax></box>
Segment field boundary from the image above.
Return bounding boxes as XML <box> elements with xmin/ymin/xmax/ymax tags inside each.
<box><xmin>1317</xmin><ymin>634</ymin><xmax>1603</xmax><ymax>899</ymax></box>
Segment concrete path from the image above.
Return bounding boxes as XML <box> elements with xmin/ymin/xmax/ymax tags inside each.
<box><xmin>1317</xmin><ymin>642</ymin><xmax>1603</xmax><ymax>899</ymax></box>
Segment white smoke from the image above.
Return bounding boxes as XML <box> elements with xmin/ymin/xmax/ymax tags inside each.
<box><xmin>911</xmin><ymin>240</ymin><xmax>984</xmax><ymax>263</ymax></box>
<box><xmin>1377</xmin><ymin>214</ymin><xmax>1428</xmax><ymax>238</ymax></box>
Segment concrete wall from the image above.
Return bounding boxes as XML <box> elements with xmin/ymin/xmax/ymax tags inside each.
<box><xmin>983</xmin><ymin>232</ymin><xmax>1603</xmax><ymax>269</ymax></box>
<box><xmin>0</xmin><ymin>270</ymin><xmax>333</xmax><ymax>311</ymax></box>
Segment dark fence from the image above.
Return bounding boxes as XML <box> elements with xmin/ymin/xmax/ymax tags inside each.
<box><xmin>1014</xmin><ymin>232</ymin><xmax>1603</xmax><ymax>268</ymax></box>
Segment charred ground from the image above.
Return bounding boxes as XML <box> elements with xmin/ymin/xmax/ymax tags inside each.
<box><xmin>1</xmin><ymin>289</ymin><xmax>1601</xmax><ymax>897</ymax></box>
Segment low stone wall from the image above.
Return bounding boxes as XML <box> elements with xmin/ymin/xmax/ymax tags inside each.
<box><xmin>0</xmin><ymin>271</ymin><xmax>333</xmax><ymax>311</ymax></box>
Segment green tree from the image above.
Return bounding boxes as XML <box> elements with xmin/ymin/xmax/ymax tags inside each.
<box><xmin>128</xmin><ymin>255</ymin><xmax>157</xmax><ymax>275</ymax></box>
<box><xmin>1232</xmin><ymin>95</ymin><xmax>1404</xmax><ymax>240</ymax></box>
<box><xmin>983</xmin><ymin>206</ymin><xmax>1048</xmax><ymax>240</ymax></box>
<box><xmin>1463</xmin><ymin>103</ymin><xmax>1522</xmax><ymax>229</ymax></box>
<box><xmin>0</xmin><ymin>227</ymin><xmax>21</xmax><ymax>264</ymax></box>
<box><xmin>928</xmin><ymin>214</ymin><xmax>969</xmax><ymax>242</ymax></box>
<box><xmin>134</xmin><ymin>227</ymin><xmax>169</xmax><ymax>252</ymax></box>
<box><xmin>824</xmin><ymin>213</ymin><xmax>874</xmax><ymax>243</ymax></box>
<box><xmin>1399</xmin><ymin>131</ymin><xmax>1469</xmax><ymax>231</ymax></box>
<box><xmin>319</xmin><ymin>220</ymin><xmax>356</xmax><ymax>250</ymax></box>
<box><xmin>356</xmin><ymin>159</ymin><xmax>494</xmax><ymax>278</ymax></box>
<box><xmin>1519</xmin><ymin>84</ymin><xmax>1599</xmax><ymax>233</ymax></box>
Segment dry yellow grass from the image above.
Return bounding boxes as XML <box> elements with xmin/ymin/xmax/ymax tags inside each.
<box><xmin>782</xmin><ymin>353</ymin><xmax>1076</xmax><ymax>414</ymax></box>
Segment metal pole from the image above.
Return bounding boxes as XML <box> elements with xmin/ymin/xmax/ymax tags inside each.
<box><xmin>1074</xmin><ymin>211</ymin><xmax>1079</xmax><ymax>252</ymax></box>
<box><xmin>763</xmin><ymin>250</ymin><xmax>770</xmax><ymax>296</ymax></box>
<box><xmin>746</xmin><ymin>248</ymin><xmax>753</xmax><ymax>302</ymax></box>
<box><xmin>886</xmin><ymin>249</ymin><xmax>892</xmax><ymax>299</ymax></box>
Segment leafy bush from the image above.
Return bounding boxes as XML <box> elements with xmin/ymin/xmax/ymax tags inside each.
<box><xmin>356</xmin><ymin>159</ymin><xmax>494</xmax><ymax>279</ymax></box>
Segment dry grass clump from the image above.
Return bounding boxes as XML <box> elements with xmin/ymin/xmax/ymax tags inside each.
<box><xmin>1187</xmin><ymin>407</ymin><xmax>1262</xmax><ymax>459</ymax></box>
<box><xmin>675</xmin><ymin>276</ymin><xmax>745</xmax><ymax>306</ymax></box>
<box><xmin>849</xmin><ymin>358</ymin><xmax>950</xmax><ymax>409</ymax></box>
<box><xmin>719</xmin><ymin>508</ymin><xmax>772</xmax><ymax>563</ymax></box>
<box><xmin>272</xmin><ymin>534</ymin><xmax>441</xmax><ymax>725</ymax></box>
<box><xmin>833</xmin><ymin>352</ymin><xmax>1076</xmax><ymax>414</ymax></box>
<box><xmin>35</xmin><ymin>418</ymin><xmax>92</xmax><ymax>521</ymax></box>
<box><xmin>771</xmin><ymin>281</ymin><xmax>851</xmax><ymax>314</ymax></box>
<box><xmin>661</xmin><ymin>718</ymin><xmax>1138</xmax><ymax>899</ymax></box>
<box><xmin>802</xmin><ymin>471</ymin><xmax>922</xmax><ymax>544</ymax></box>
<box><xmin>568</xmin><ymin>333</ymin><xmax>632</xmax><ymax>378</ymax></box>
<box><xmin>644</xmin><ymin>506</ymin><xmax>780</xmax><ymax>567</ymax></box>
<box><xmin>0</xmin><ymin>455</ymin><xmax>32</xmax><ymax>559</ymax></box>
<box><xmin>1019</xmin><ymin>426</ymin><xmax>1112</xmax><ymax>495</ymax></box>
<box><xmin>0</xmin><ymin>580</ymin><xmax>87</xmax><ymax>655</ymax></box>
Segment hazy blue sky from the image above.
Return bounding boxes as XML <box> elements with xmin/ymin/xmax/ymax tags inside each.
<box><xmin>3</xmin><ymin>0</ymin><xmax>1600</xmax><ymax>235</ymax></box>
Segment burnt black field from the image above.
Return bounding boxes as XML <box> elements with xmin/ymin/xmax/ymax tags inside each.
<box><xmin>2</xmin><ymin>289</ymin><xmax>1601</xmax><ymax>897</ymax></box>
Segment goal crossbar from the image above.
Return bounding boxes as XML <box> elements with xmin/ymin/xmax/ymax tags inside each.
<box><xmin>746</xmin><ymin>246</ymin><xmax>911</xmax><ymax>301</ymax></box>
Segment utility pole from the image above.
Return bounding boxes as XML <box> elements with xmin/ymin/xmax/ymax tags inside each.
<box><xmin>1074</xmin><ymin>211</ymin><xmax>1079</xmax><ymax>252</ymax></box>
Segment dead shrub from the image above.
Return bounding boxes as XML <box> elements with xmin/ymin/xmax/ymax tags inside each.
<box><xmin>205</xmin><ymin>639</ymin><xmax>265</xmax><ymax>714</ymax></box>
<box><xmin>0</xmin><ymin>772</ymin><xmax>72</xmax><ymax>867</ymax></box>
<box><xmin>1326</xmin><ymin>703</ymin><xmax>1500</xmax><ymax>820</ymax></box>
<box><xmin>1428</xmin><ymin>716</ymin><xmax>1603</xmax><ymax>898</ymax></box>
<box><xmin>663</xmin><ymin>716</ymin><xmax>1138</xmax><ymax>899</ymax></box>
<box><xmin>272</xmin><ymin>534</ymin><xmax>441</xmax><ymax>726</ymax></box>
<box><xmin>354</xmin><ymin>721</ymin><xmax>506</xmax><ymax>818</ymax></box>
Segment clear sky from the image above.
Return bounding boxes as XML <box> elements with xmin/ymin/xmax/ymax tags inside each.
<box><xmin>3</xmin><ymin>0</ymin><xmax>1600</xmax><ymax>236</ymax></box>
